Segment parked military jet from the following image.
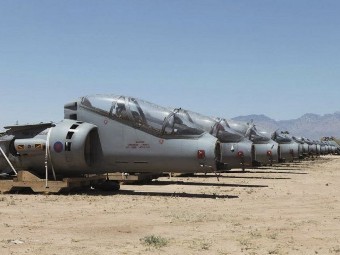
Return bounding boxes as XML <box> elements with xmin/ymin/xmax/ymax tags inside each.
<box><xmin>292</xmin><ymin>136</ymin><xmax>309</xmax><ymax>158</ymax></box>
<box><xmin>272</xmin><ymin>131</ymin><xmax>300</xmax><ymax>162</ymax></box>
<box><xmin>319</xmin><ymin>141</ymin><xmax>327</xmax><ymax>155</ymax></box>
<box><xmin>226</xmin><ymin>120</ymin><xmax>279</xmax><ymax>166</ymax></box>
<box><xmin>303</xmin><ymin>138</ymin><xmax>318</xmax><ymax>156</ymax></box>
<box><xmin>0</xmin><ymin>95</ymin><xmax>227</xmax><ymax>181</ymax></box>
<box><xmin>174</xmin><ymin>109</ymin><xmax>254</xmax><ymax>170</ymax></box>
<box><xmin>321</xmin><ymin>137</ymin><xmax>340</xmax><ymax>154</ymax></box>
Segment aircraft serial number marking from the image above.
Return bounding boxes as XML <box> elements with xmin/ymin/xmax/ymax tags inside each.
<box><xmin>126</xmin><ymin>143</ymin><xmax>150</xmax><ymax>149</ymax></box>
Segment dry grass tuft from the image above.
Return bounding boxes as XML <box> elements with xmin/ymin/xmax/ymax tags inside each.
<box><xmin>140</xmin><ymin>235</ymin><xmax>168</xmax><ymax>248</ymax></box>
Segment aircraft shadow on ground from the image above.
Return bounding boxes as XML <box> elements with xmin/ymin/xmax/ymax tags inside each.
<box><xmin>255</xmin><ymin>167</ymin><xmax>305</xmax><ymax>171</ymax></box>
<box><xmin>182</xmin><ymin>174</ymin><xmax>291</xmax><ymax>180</ymax></box>
<box><xmin>224</xmin><ymin>170</ymin><xmax>308</xmax><ymax>175</ymax></box>
<box><xmin>269</xmin><ymin>168</ymin><xmax>307</xmax><ymax>171</ymax></box>
<box><xmin>217</xmin><ymin>175</ymin><xmax>291</xmax><ymax>180</ymax></box>
<box><xmin>4</xmin><ymin>180</ymin><xmax>266</xmax><ymax>196</ymax></box>
<box><xmin>8</xmin><ymin>189</ymin><xmax>238</xmax><ymax>199</ymax></box>
<box><xmin>61</xmin><ymin>189</ymin><xmax>239</xmax><ymax>199</ymax></box>
<box><xmin>117</xmin><ymin>190</ymin><xmax>239</xmax><ymax>199</ymax></box>
<box><xmin>148</xmin><ymin>180</ymin><xmax>268</xmax><ymax>188</ymax></box>
<box><xmin>243</xmin><ymin>170</ymin><xmax>308</xmax><ymax>175</ymax></box>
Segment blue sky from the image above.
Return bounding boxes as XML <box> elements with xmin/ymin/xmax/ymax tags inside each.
<box><xmin>1</xmin><ymin>0</ymin><xmax>340</xmax><ymax>130</ymax></box>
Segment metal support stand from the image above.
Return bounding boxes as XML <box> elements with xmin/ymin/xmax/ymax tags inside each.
<box><xmin>0</xmin><ymin>147</ymin><xmax>17</xmax><ymax>175</ymax></box>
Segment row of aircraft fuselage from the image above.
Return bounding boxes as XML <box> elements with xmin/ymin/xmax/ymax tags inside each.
<box><xmin>0</xmin><ymin>94</ymin><xmax>339</xmax><ymax>179</ymax></box>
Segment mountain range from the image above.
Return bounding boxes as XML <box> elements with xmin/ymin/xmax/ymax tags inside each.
<box><xmin>232</xmin><ymin>112</ymin><xmax>340</xmax><ymax>140</ymax></box>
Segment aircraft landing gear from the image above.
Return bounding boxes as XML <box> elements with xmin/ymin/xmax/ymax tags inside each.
<box><xmin>95</xmin><ymin>180</ymin><xmax>120</xmax><ymax>191</ymax></box>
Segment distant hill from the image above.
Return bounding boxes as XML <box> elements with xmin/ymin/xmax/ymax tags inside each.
<box><xmin>232</xmin><ymin>112</ymin><xmax>340</xmax><ymax>140</ymax></box>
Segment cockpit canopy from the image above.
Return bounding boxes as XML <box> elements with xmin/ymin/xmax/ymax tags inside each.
<box><xmin>292</xmin><ymin>136</ymin><xmax>304</xmax><ymax>143</ymax></box>
<box><xmin>227</xmin><ymin>120</ymin><xmax>271</xmax><ymax>143</ymax></box>
<box><xmin>179</xmin><ymin>110</ymin><xmax>245</xmax><ymax>143</ymax></box>
<box><xmin>248</xmin><ymin>128</ymin><xmax>271</xmax><ymax>143</ymax></box>
<box><xmin>272</xmin><ymin>131</ymin><xmax>293</xmax><ymax>143</ymax></box>
<box><xmin>80</xmin><ymin>95</ymin><xmax>204</xmax><ymax>137</ymax></box>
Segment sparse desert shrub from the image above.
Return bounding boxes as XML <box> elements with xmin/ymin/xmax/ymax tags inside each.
<box><xmin>200</xmin><ymin>241</ymin><xmax>211</xmax><ymax>250</ymax></box>
<box><xmin>268</xmin><ymin>248</ymin><xmax>280</xmax><ymax>254</ymax></box>
<box><xmin>140</xmin><ymin>235</ymin><xmax>168</xmax><ymax>248</ymax></box>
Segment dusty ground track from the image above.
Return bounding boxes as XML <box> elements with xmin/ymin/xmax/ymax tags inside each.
<box><xmin>0</xmin><ymin>156</ymin><xmax>339</xmax><ymax>254</ymax></box>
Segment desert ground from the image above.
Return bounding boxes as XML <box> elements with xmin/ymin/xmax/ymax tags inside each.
<box><xmin>0</xmin><ymin>155</ymin><xmax>339</xmax><ymax>255</ymax></box>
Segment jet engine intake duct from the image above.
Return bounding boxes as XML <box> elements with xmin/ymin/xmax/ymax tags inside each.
<box><xmin>215</xmin><ymin>141</ymin><xmax>228</xmax><ymax>170</ymax></box>
<box><xmin>48</xmin><ymin>120</ymin><xmax>100</xmax><ymax>174</ymax></box>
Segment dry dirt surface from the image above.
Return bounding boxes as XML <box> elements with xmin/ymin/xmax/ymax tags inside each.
<box><xmin>0</xmin><ymin>155</ymin><xmax>340</xmax><ymax>255</ymax></box>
